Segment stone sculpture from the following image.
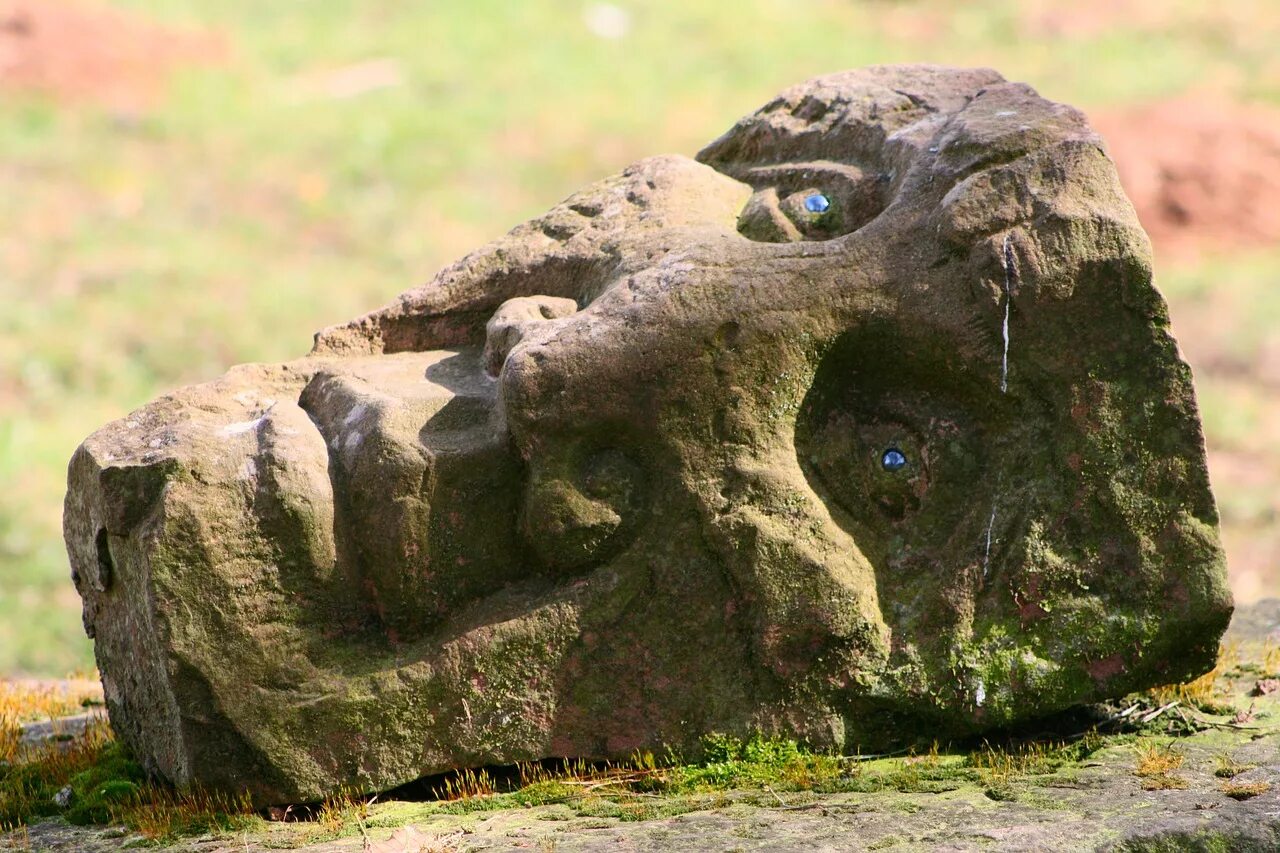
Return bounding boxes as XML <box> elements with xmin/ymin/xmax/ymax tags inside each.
<box><xmin>63</xmin><ymin>65</ymin><xmax>1232</xmax><ymax>805</ymax></box>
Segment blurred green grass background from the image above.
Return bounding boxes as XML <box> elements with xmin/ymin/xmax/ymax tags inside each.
<box><xmin>2</xmin><ymin>0</ymin><xmax>1278</xmax><ymax>675</ymax></box>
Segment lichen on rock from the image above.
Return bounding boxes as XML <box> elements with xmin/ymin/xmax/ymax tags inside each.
<box><xmin>63</xmin><ymin>64</ymin><xmax>1231</xmax><ymax>805</ymax></box>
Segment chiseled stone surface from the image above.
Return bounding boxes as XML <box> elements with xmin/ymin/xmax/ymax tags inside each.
<box><xmin>63</xmin><ymin>65</ymin><xmax>1230</xmax><ymax>805</ymax></box>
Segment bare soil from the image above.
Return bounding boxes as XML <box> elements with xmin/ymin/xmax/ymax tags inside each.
<box><xmin>0</xmin><ymin>0</ymin><xmax>224</xmax><ymax>110</ymax></box>
<box><xmin>1094</xmin><ymin>97</ymin><xmax>1280</xmax><ymax>258</ymax></box>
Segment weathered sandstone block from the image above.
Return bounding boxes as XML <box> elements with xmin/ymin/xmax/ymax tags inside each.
<box><xmin>64</xmin><ymin>65</ymin><xmax>1231</xmax><ymax>805</ymax></box>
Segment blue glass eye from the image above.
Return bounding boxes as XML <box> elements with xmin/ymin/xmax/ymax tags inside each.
<box><xmin>803</xmin><ymin>193</ymin><xmax>831</xmax><ymax>214</ymax></box>
<box><xmin>881</xmin><ymin>448</ymin><xmax>907</xmax><ymax>471</ymax></box>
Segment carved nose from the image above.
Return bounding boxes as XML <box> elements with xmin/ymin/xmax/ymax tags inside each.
<box><xmin>483</xmin><ymin>295</ymin><xmax>578</xmax><ymax>376</ymax></box>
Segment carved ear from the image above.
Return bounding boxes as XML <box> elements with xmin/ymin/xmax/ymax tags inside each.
<box><xmin>483</xmin><ymin>295</ymin><xmax>578</xmax><ymax>376</ymax></box>
<box><xmin>520</xmin><ymin>447</ymin><xmax>647</xmax><ymax>576</ymax></box>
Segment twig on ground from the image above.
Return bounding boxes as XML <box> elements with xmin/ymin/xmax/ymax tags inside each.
<box><xmin>771</xmin><ymin>802</ymin><xmax>865</xmax><ymax>813</ymax></box>
<box><xmin>1103</xmin><ymin>703</ymin><xmax>1142</xmax><ymax>724</ymax></box>
<box><xmin>1139</xmin><ymin>701</ymin><xmax>1179</xmax><ymax>724</ymax></box>
<box><xmin>836</xmin><ymin>748</ymin><xmax>911</xmax><ymax>763</ymax></box>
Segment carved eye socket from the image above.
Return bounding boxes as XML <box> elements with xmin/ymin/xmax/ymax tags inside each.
<box><xmin>735</xmin><ymin>163</ymin><xmax>890</xmax><ymax>243</ymax></box>
<box><xmin>881</xmin><ymin>448</ymin><xmax>907</xmax><ymax>472</ymax></box>
<box><xmin>803</xmin><ymin>192</ymin><xmax>831</xmax><ymax>214</ymax></box>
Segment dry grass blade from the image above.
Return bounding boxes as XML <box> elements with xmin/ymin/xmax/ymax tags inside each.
<box><xmin>1133</xmin><ymin>741</ymin><xmax>1188</xmax><ymax>790</ymax></box>
<box><xmin>0</xmin><ymin>680</ymin><xmax>102</xmax><ymax>727</ymax></box>
<box><xmin>1263</xmin><ymin>640</ymin><xmax>1280</xmax><ymax>677</ymax></box>
<box><xmin>1134</xmin><ymin>742</ymin><xmax>1184</xmax><ymax>777</ymax></box>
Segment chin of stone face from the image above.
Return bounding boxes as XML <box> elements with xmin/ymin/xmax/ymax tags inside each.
<box><xmin>63</xmin><ymin>64</ymin><xmax>1231</xmax><ymax>806</ymax></box>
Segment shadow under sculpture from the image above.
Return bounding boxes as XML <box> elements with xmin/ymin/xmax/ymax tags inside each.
<box><xmin>63</xmin><ymin>65</ymin><xmax>1232</xmax><ymax>805</ymax></box>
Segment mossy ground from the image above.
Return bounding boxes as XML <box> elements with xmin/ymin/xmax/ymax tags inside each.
<box><xmin>2</xmin><ymin>627</ymin><xmax>1276</xmax><ymax>850</ymax></box>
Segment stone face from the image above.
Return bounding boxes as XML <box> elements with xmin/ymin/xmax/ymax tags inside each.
<box><xmin>63</xmin><ymin>65</ymin><xmax>1232</xmax><ymax>806</ymax></box>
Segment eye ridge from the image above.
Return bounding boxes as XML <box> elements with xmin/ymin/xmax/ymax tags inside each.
<box><xmin>881</xmin><ymin>447</ymin><xmax>907</xmax><ymax>472</ymax></box>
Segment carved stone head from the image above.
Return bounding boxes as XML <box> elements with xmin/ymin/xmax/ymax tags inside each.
<box><xmin>64</xmin><ymin>65</ymin><xmax>1230</xmax><ymax>804</ymax></box>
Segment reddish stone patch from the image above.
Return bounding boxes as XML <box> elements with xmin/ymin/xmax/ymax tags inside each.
<box><xmin>1012</xmin><ymin>574</ymin><xmax>1048</xmax><ymax>625</ymax></box>
<box><xmin>1086</xmin><ymin>653</ymin><xmax>1126</xmax><ymax>682</ymax></box>
<box><xmin>1093</xmin><ymin>98</ymin><xmax>1280</xmax><ymax>258</ymax></box>
<box><xmin>0</xmin><ymin>0</ymin><xmax>225</xmax><ymax>110</ymax></box>
<box><xmin>1253</xmin><ymin>678</ymin><xmax>1279</xmax><ymax>697</ymax></box>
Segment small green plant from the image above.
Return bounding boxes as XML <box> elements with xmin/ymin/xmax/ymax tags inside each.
<box><xmin>1141</xmin><ymin>774</ymin><xmax>1189</xmax><ymax>791</ymax></box>
<box><xmin>1134</xmin><ymin>741</ymin><xmax>1183</xmax><ymax>776</ymax></box>
<box><xmin>431</xmin><ymin>767</ymin><xmax>497</xmax><ymax>801</ymax></box>
<box><xmin>1213</xmin><ymin>754</ymin><xmax>1255</xmax><ymax>779</ymax></box>
<box><xmin>663</xmin><ymin>733</ymin><xmax>842</xmax><ymax>794</ymax></box>
<box><xmin>0</xmin><ymin>716</ymin><xmax>256</xmax><ymax>841</ymax></box>
<box><xmin>1220</xmin><ymin>780</ymin><xmax>1270</xmax><ymax>800</ymax></box>
<box><xmin>305</xmin><ymin>787</ymin><xmax>374</xmax><ymax>843</ymax></box>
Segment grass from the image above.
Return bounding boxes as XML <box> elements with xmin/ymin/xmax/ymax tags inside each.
<box><xmin>3</xmin><ymin>1</ymin><xmax>1280</xmax><ymax>678</ymax></box>
<box><xmin>1</xmin><ymin>678</ymin><xmax>255</xmax><ymax>842</ymax></box>
<box><xmin>1133</xmin><ymin>741</ymin><xmax>1187</xmax><ymax>790</ymax></box>
<box><xmin>273</xmin><ymin>730</ymin><xmax>1125</xmax><ymax>835</ymax></box>
<box><xmin>1264</xmin><ymin>640</ymin><xmax>1280</xmax><ymax>678</ymax></box>
<box><xmin>0</xmin><ymin>717</ymin><xmax>117</xmax><ymax>829</ymax></box>
<box><xmin>0</xmin><ymin>681</ymin><xmax>101</xmax><ymax>727</ymax></box>
<box><xmin>1219</xmin><ymin>780</ymin><xmax>1271</xmax><ymax>800</ymax></box>
<box><xmin>0</xmin><ymin>727</ymin><xmax>1116</xmax><ymax>841</ymax></box>
<box><xmin>1148</xmin><ymin>642</ymin><xmax>1239</xmax><ymax>715</ymax></box>
<box><xmin>1213</xmin><ymin>754</ymin><xmax>1256</xmax><ymax>779</ymax></box>
<box><xmin>306</xmin><ymin>788</ymin><xmax>376</xmax><ymax>845</ymax></box>
<box><xmin>0</xmin><ymin>722</ymin><xmax>255</xmax><ymax>842</ymax></box>
<box><xmin>0</xmin><ymin>680</ymin><xmax>102</xmax><ymax>765</ymax></box>
<box><xmin>966</xmin><ymin>731</ymin><xmax>1105</xmax><ymax>800</ymax></box>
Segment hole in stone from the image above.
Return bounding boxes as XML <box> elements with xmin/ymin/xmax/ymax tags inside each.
<box><xmin>95</xmin><ymin>528</ymin><xmax>114</xmax><ymax>590</ymax></box>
